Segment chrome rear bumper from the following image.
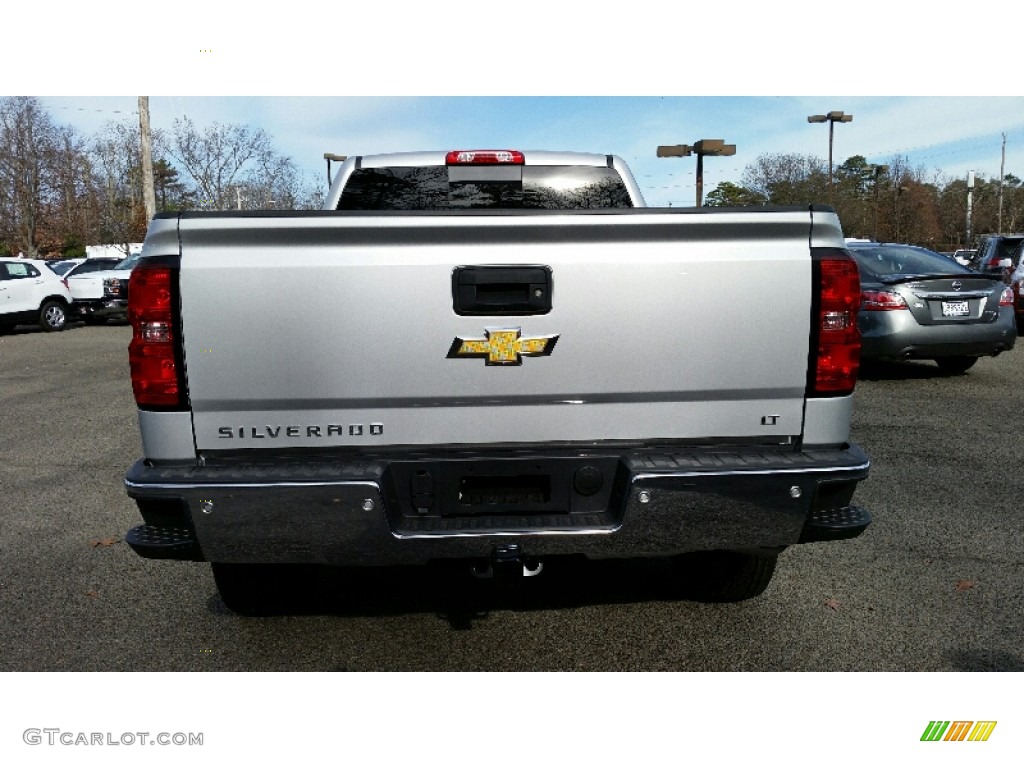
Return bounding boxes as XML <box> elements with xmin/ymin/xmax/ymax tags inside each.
<box><xmin>124</xmin><ymin>444</ymin><xmax>871</xmax><ymax>565</ymax></box>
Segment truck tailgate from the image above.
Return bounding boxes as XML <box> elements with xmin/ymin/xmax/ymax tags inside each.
<box><xmin>177</xmin><ymin>210</ymin><xmax>817</xmax><ymax>451</ymax></box>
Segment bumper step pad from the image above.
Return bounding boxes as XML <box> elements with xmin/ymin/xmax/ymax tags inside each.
<box><xmin>799</xmin><ymin>504</ymin><xmax>871</xmax><ymax>543</ymax></box>
<box><xmin>125</xmin><ymin>524</ymin><xmax>204</xmax><ymax>561</ymax></box>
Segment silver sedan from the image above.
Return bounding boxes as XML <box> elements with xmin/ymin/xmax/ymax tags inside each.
<box><xmin>849</xmin><ymin>242</ymin><xmax>1016</xmax><ymax>373</ymax></box>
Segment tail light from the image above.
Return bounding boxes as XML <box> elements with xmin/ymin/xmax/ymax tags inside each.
<box><xmin>128</xmin><ymin>260</ymin><xmax>187</xmax><ymax>409</ymax></box>
<box><xmin>809</xmin><ymin>248</ymin><xmax>861</xmax><ymax>397</ymax></box>
<box><xmin>1000</xmin><ymin>286</ymin><xmax>1014</xmax><ymax>307</ymax></box>
<box><xmin>861</xmin><ymin>289</ymin><xmax>908</xmax><ymax>311</ymax></box>
<box><xmin>445</xmin><ymin>150</ymin><xmax>524</xmax><ymax>165</ymax></box>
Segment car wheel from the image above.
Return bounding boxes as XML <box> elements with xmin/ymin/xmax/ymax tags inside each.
<box><xmin>669</xmin><ymin>550</ymin><xmax>778</xmax><ymax>603</ymax></box>
<box><xmin>935</xmin><ymin>356</ymin><xmax>977</xmax><ymax>374</ymax></box>
<box><xmin>1017</xmin><ymin>317</ymin><xmax>1024</xmax><ymax>337</ymax></box>
<box><xmin>38</xmin><ymin>300</ymin><xmax>68</xmax><ymax>332</ymax></box>
<box><xmin>211</xmin><ymin>563</ymin><xmax>318</xmax><ymax>616</ymax></box>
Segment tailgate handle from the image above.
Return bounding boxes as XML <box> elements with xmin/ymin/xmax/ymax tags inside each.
<box><xmin>453</xmin><ymin>266</ymin><xmax>552</xmax><ymax>316</ymax></box>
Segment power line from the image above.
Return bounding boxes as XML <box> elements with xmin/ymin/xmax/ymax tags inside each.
<box><xmin>49</xmin><ymin>105</ymin><xmax>137</xmax><ymax>116</ymax></box>
<box><xmin>863</xmin><ymin>130</ymin><xmax>1016</xmax><ymax>162</ymax></box>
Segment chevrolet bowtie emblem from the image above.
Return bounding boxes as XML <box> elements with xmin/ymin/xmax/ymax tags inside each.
<box><xmin>448</xmin><ymin>328</ymin><xmax>559</xmax><ymax>366</ymax></box>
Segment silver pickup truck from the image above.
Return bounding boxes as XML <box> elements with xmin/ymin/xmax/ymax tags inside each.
<box><xmin>123</xmin><ymin>149</ymin><xmax>871</xmax><ymax>614</ymax></box>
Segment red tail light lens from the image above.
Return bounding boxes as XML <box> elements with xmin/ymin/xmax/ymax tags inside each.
<box><xmin>1000</xmin><ymin>287</ymin><xmax>1014</xmax><ymax>307</ymax></box>
<box><xmin>809</xmin><ymin>249</ymin><xmax>861</xmax><ymax>397</ymax></box>
<box><xmin>445</xmin><ymin>150</ymin><xmax>524</xmax><ymax>165</ymax></box>
<box><xmin>861</xmin><ymin>289</ymin><xmax>909</xmax><ymax>311</ymax></box>
<box><xmin>129</xmin><ymin>263</ymin><xmax>185</xmax><ymax>408</ymax></box>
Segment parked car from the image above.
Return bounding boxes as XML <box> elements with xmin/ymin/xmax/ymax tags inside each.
<box><xmin>47</xmin><ymin>257</ymin><xmax>124</xmax><ymax>279</ymax></box>
<box><xmin>65</xmin><ymin>252</ymin><xmax>143</xmax><ymax>323</ymax></box>
<box><xmin>951</xmin><ymin>249</ymin><xmax>976</xmax><ymax>266</ymax></box>
<box><xmin>63</xmin><ymin>257</ymin><xmax>123</xmax><ymax>279</ymax></box>
<box><xmin>1002</xmin><ymin>253</ymin><xmax>1024</xmax><ymax>336</ymax></box>
<box><xmin>968</xmin><ymin>234</ymin><xmax>1023</xmax><ymax>274</ymax></box>
<box><xmin>0</xmin><ymin>257</ymin><xmax>74</xmax><ymax>332</ymax></box>
<box><xmin>848</xmin><ymin>242</ymin><xmax>1016</xmax><ymax>372</ymax></box>
<box><xmin>46</xmin><ymin>259</ymin><xmax>82</xmax><ymax>276</ymax></box>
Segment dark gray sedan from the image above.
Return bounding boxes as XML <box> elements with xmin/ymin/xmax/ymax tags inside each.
<box><xmin>849</xmin><ymin>242</ymin><xmax>1016</xmax><ymax>372</ymax></box>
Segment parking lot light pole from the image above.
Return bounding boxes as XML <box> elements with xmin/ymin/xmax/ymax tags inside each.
<box><xmin>657</xmin><ymin>139</ymin><xmax>736</xmax><ymax>206</ymax></box>
<box><xmin>808</xmin><ymin>111</ymin><xmax>853</xmax><ymax>205</ymax></box>
<box><xmin>693</xmin><ymin>140</ymin><xmax>736</xmax><ymax>207</ymax></box>
<box><xmin>324</xmin><ymin>153</ymin><xmax>347</xmax><ymax>190</ymax></box>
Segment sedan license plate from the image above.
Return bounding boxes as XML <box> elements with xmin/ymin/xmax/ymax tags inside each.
<box><xmin>942</xmin><ymin>300</ymin><xmax>969</xmax><ymax>317</ymax></box>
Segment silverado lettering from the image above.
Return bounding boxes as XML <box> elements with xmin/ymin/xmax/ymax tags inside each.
<box><xmin>122</xmin><ymin>148</ymin><xmax>871</xmax><ymax>615</ymax></box>
<box><xmin>217</xmin><ymin>424</ymin><xmax>385</xmax><ymax>439</ymax></box>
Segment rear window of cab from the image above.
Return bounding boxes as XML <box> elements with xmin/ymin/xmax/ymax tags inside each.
<box><xmin>338</xmin><ymin>165</ymin><xmax>633</xmax><ymax>210</ymax></box>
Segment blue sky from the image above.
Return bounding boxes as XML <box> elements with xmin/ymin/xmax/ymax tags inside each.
<box><xmin>36</xmin><ymin>95</ymin><xmax>1024</xmax><ymax>207</ymax></box>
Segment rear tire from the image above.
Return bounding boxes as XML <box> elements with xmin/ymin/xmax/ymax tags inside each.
<box><xmin>211</xmin><ymin>563</ymin><xmax>318</xmax><ymax>616</ymax></box>
<box><xmin>38</xmin><ymin>300</ymin><xmax>68</xmax><ymax>332</ymax></box>
<box><xmin>670</xmin><ymin>550</ymin><xmax>778</xmax><ymax>603</ymax></box>
<box><xmin>935</xmin><ymin>356</ymin><xmax>977</xmax><ymax>374</ymax></box>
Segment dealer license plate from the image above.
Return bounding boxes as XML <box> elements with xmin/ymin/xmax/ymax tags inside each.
<box><xmin>941</xmin><ymin>300</ymin><xmax>969</xmax><ymax>317</ymax></box>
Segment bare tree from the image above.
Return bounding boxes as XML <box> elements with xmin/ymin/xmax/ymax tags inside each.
<box><xmin>89</xmin><ymin>121</ymin><xmax>150</xmax><ymax>252</ymax></box>
<box><xmin>1000</xmin><ymin>175</ymin><xmax>1024</xmax><ymax>233</ymax></box>
<box><xmin>168</xmin><ymin>116</ymin><xmax>273</xmax><ymax>209</ymax></box>
<box><xmin>0</xmin><ymin>97</ymin><xmax>73</xmax><ymax>257</ymax></box>
<box><xmin>724</xmin><ymin>151</ymin><xmax>975</xmax><ymax>248</ymax></box>
<box><xmin>864</xmin><ymin>155</ymin><xmax>941</xmax><ymax>245</ymax></box>
<box><xmin>48</xmin><ymin>126</ymin><xmax>96</xmax><ymax>255</ymax></box>
<box><xmin>741</xmin><ymin>153</ymin><xmax>828</xmax><ymax>205</ymax></box>
<box><xmin>243</xmin><ymin>152</ymin><xmax>313</xmax><ymax>209</ymax></box>
<box><xmin>166</xmin><ymin>115</ymin><xmax>320</xmax><ymax>210</ymax></box>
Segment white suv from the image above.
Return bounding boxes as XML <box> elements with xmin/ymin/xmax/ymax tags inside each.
<box><xmin>0</xmin><ymin>258</ymin><xmax>74</xmax><ymax>333</ymax></box>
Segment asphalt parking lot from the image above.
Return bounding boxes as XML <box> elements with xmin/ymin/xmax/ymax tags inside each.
<box><xmin>1</xmin><ymin>323</ymin><xmax>1022</xmax><ymax>672</ymax></box>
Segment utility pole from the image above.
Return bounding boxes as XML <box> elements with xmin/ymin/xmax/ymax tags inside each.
<box><xmin>998</xmin><ymin>133</ymin><xmax>1006</xmax><ymax>234</ymax></box>
<box><xmin>138</xmin><ymin>97</ymin><xmax>156</xmax><ymax>222</ymax></box>
<box><xmin>966</xmin><ymin>171</ymin><xmax>975</xmax><ymax>246</ymax></box>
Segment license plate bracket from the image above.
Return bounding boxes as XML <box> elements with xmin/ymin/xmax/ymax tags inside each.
<box><xmin>387</xmin><ymin>456</ymin><xmax>624</xmax><ymax>521</ymax></box>
<box><xmin>459</xmin><ymin>475</ymin><xmax>551</xmax><ymax>508</ymax></box>
<box><xmin>941</xmin><ymin>300</ymin><xmax>969</xmax><ymax>317</ymax></box>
